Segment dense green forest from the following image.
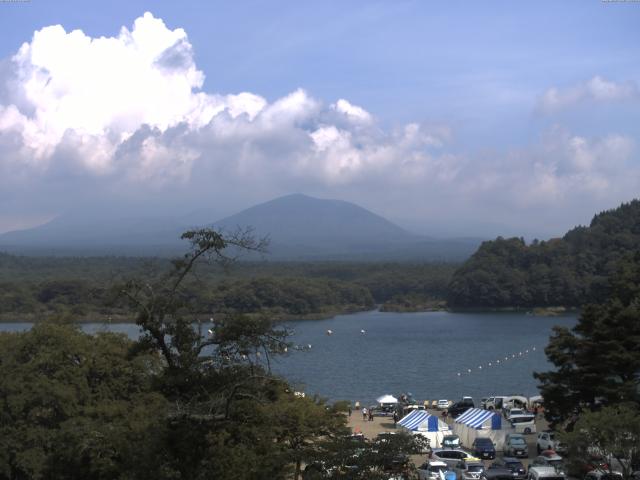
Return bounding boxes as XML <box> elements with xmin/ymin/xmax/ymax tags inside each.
<box><xmin>0</xmin><ymin>229</ymin><xmax>428</xmax><ymax>479</ymax></box>
<box><xmin>448</xmin><ymin>200</ymin><xmax>640</xmax><ymax>308</ymax></box>
<box><xmin>0</xmin><ymin>253</ymin><xmax>456</xmax><ymax>321</ymax></box>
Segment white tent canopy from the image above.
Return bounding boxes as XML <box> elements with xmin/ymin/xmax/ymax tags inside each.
<box><xmin>376</xmin><ymin>394</ymin><xmax>398</xmax><ymax>404</ymax></box>
<box><xmin>398</xmin><ymin>410</ymin><xmax>451</xmax><ymax>448</ymax></box>
<box><xmin>452</xmin><ymin>408</ymin><xmax>506</xmax><ymax>447</ymax></box>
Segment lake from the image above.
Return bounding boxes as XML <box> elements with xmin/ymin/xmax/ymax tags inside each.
<box><xmin>0</xmin><ymin>310</ymin><xmax>577</xmax><ymax>405</ymax></box>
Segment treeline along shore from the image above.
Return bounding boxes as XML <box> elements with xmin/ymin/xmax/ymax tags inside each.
<box><xmin>0</xmin><ymin>255</ymin><xmax>456</xmax><ymax>322</ymax></box>
<box><xmin>1</xmin><ymin>199</ymin><xmax>639</xmax><ymax>323</ymax></box>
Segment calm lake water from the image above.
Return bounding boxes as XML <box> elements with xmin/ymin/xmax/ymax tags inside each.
<box><xmin>0</xmin><ymin>310</ymin><xmax>577</xmax><ymax>405</ymax></box>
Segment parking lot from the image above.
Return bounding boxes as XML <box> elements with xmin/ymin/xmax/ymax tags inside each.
<box><xmin>347</xmin><ymin>407</ymin><xmax>565</xmax><ymax>476</ymax></box>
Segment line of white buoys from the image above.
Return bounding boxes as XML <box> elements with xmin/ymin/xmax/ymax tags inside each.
<box><xmin>457</xmin><ymin>346</ymin><xmax>538</xmax><ymax>376</ymax></box>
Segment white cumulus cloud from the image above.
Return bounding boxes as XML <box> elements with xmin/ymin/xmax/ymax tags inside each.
<box><xmin>0</xmin><ymin>13</ymin><xmax>638</xmax><ymax>239</ymax></box>
<box><xmin>538</xmin><ymin>76</ymin><xmax>639</xmax><ymax>112</ymax></box>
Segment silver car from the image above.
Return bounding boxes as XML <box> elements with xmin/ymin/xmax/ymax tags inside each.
<box><xmin>432</xmin><ymin>449</ymin><xmax>476</xmax><ymax>468</ymax></box>
<box><xmin>504</xmin><ymin>434</ymin><xmax>528</xmax><ymax>458</ymax></box>
<box><xmin>455</xmin><ymin>460</ymin><xmax>485</xmax><ymax>480</ymax></box>
<box><xmin>417</xmin><ymin>460</ymin><xmax>449</xmax><ymax>480</ymax></box>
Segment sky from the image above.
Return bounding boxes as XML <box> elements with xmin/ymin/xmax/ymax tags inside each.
<box><xmin>0</xmin><ymin>0</ymin><xmax>639</xmax><ymax>238</ymax></box>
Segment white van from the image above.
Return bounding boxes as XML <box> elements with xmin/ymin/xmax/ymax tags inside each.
<box><xmin>528</xmin><ymin>466</ymin><xmax>565</xmax><ymax>480</ymax></box>
<box><xmin>510</xmin><ymin>414</ymin><xmax>536</xmax><ymax>434</ymax></box>
<box><xmin>485</xmin><ymin>396</ymin><xmax>507</xmax><ymax>410</ymax></box>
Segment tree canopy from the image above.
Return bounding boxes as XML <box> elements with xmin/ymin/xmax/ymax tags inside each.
<box><xmin>534</xmin><ymin>252</ymin><xmax>640</xmax><ymax>427</ymax></box>
<box><xmin>448</xmin><ymin>200</ymin><xmax>640</xmax><ymax>308</ymax></box>
<box><xmin>0</xmin><ymin>228</ymin><xmax>427</xmax><ymax>479</ymax></box>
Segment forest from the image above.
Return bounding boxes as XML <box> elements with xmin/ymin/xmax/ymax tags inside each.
<box><xmin>3</xmin><ymin>200</ymin><xmax>640</xmax><ymax>322</ymax></box>
<box><xmin>448</xmin><ymin>200</ymin><xmax>640</xmax><ymax>308</ymax></box>
<box><xmin>0</xmin><ymin>253</ymin><xmax>456</xmax><ymax>322</ymax></box>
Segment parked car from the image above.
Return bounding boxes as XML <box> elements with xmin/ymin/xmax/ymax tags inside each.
<box><xmin>510</xmin><ymin>414</ymin><xmax>537</xmax><ymax>434</ymax></box>
<box><xmin>417</xmin><ymin>460</ymin><xmax>449</xmax><ymax>480</ymax></box>
<box><xmin>536</xmin><ymin>432</ymin><xmax>566</xmax><ymax>455</ymax></box>
<box><xmin>438</xmin><ymin>399</ymin><xmax>451</xmax><ymax>410</ymax></box>
<box><xmin>472</xmin><ymin>437</ymin><xmax>496</xmax><ymax>460</ymax></box>
<box><xmin>485</xmin><ymin>396</ymin><xmax>507</xmax><ymax>410</ymax></box>
<box><xmin>504</xmin><ymin>434</ymin><xmax>529</xmax><ymax>458</ymax></box>
<box><xmin>584</xmin><ymin>471</ymin><xmax>623</xmax><ymax>480</ymax></box>
<box><xmin>530</xmin><ymin>453</ymin><xmax>566</xmax><ymax>477</ymax></box>
<box><xmin>432</xmin><ymin>449</ymin><xmax>478</xmax><ymax>468</ymax></box>
<box><xmin>455</xmin><ymin>460</ymin><xmax>485</xmax><ymax>480</ymax></box>
<box><xmin>505</xmin><ymin>408</ymin><xmax>526</xmax><ymax>420</ymax></box>
<box><xmin>566</xmin><ymin>454</ymin><xmax>609</xmax><ymax>478</ymax></box>
<box><xmin>528</xmin><ymin>466</ymin><xmax>566</xmax><ymax>480</ymax></box>
<box><xmin>491</xmin><ymin>458</ymin><xmax>527</xmax><ymax>480</ymax></box>
<box><xmin>449</xmin><ymin>398</ymin><xmax>475</xmax><ymax>418</ymax></box>
<box><xmin>483</xmin><ymin>468</ymin><xmax>516</xmax><ymax>480</ymax></box>
<box><xmin>442</xmin><ymin>435</ymin><xmax>461</xmax><ymax>449</ymax></box>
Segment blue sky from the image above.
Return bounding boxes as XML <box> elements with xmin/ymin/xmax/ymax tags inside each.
<box><xmin>0</xmin><ymin>0</ymin><xmax>639</xmax><ymax>237</ymax></box>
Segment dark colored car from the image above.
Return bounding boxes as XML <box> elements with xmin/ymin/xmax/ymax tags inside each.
<box><xmin>491</xmin><ymin>458</ymin><xmax>527</xmax><ymax>480</ymax></box>
<box><xmin>481</xmin><ymin>468</ymin><xmax>515</xmax><ymax>480</ymax></box>
<box><xmin>472</xmin><ymin>437</ymin><xmax>496</xmax><ymax>460</ymax></box>
<box><xmin>449</xmin><ymin>399</ymin><xmax>475</xmax><ymax>418</ymax></box>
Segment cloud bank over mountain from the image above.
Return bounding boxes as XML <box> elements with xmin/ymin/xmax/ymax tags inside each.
<box><xmin>0</xmin><ymin>12</ymin><xmax>638</xmax><ymax>238</ymax></box>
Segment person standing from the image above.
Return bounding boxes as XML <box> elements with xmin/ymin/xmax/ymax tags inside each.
<box><xmin>362</xmin><ymin>407</ymin><xmax>368</xmax><ymax>421</ymax></box>
<box><xmin>393</xmin><ymin>411</ymin><xmax>399</xmax><ymax>426</ymax></box>
<box><xmin>368</xmin><ymin>409</ymin><xmax>373</xmax><ymax>422</ymax></box>
<box><xmin>348</xmin><ymin>405</ymin><xmax>352</xmax><ymax>417</ymax></box>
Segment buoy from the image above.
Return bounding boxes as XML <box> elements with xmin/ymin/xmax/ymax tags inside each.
<box><xmin>525</xmin><ymin>350</ymin><xmax>529</xmax><ymax>353</ymax></box>
<box><xmin>478</xmin><ymin>365</ymin><xmax>482</xmax><ymax>369</ymax></box>
<box><xmin>283</xmin><ymin>347</ymin><xmax>288</xmax><ymax>353</ymax></box>
<box><xmin>488</xmin><ymin>362</ymin><xmax>492</xmax><ymax>366</ymax></box>
<box><xmin>467</xmin><ymin>369</ymin><xmax>472</xmax><ymax>373</ymax></box>
<box><xmin>532</xmin><ymin>347</ymin><xmax>536</xmax><ymax>351</ymax></box>
<box><xmin>307</xmin><ymin>344</ymin><xmax>312</xmax><ymax>349</ymax></box>
<box><xmin>326</xmin><ymin>329</ymin><xmax>333</xmax><ymax>335</ymax></box>
<box><xmin>360</xmin><ymin>329</ymin><xmax>366</xmax><ymax>334</ymax></box>
<box><xmin>207</xmin><ymin>329</ymin><xmax>213</xmax><ymax>335</ymax></box>
<box><xmin>505</xmin><ymin>357</ymin><xmax>508</xmax><ymax>360</ymax></box>
<box><xmin>496</xmin><ymin>360</ymin><xmax>500</xmax><ymax>364</ymax></box>
<box><xmin>457</xmin><ymin>372</ymin><xmax>461</xmax><ymax>376</ymax></box>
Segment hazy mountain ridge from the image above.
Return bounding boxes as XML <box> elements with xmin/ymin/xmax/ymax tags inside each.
<box><xmin>0</xmin><ymin>194</ymin><xmax>482</xmax><ymax>260</ymax></box>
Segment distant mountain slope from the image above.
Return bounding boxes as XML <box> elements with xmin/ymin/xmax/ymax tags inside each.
<box><xmin>215</xmin><ymin>193</ymin><xmax>414</xmax><ymax>247</ymax></box>
<box><xmin>0</xmin><ymin>194</ymin><xmax>482</xmax><ymax>260</ymax></box>
<box><xmin>0</xmin><ymin>215</ymin><xmax>190</xmax><ymax>256</ymax></box>
<box><xmin>448</xmin><ymin>199</ymin><xmax>640</xmax><ymax>308</ymax></box>
<box><xmin>214</xmin><ymin>194</ymin><xmax>481</xmax><ymax>260</ymax></box>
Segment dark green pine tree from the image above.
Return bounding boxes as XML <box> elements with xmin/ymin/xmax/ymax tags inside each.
<box><xmin>534</xmin><ymin>252</ymin><xmax>640</xmax><ymax>426</ymax></box>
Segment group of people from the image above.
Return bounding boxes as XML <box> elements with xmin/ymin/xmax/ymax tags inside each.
<box><xmin>361</xmin><ymin>407</ymin><xmax>374</xmax><ymax>421</ymax></box>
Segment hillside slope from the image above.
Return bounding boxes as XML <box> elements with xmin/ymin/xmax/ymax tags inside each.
<box><xmin>447</xmin><ymin>200</ymin><xmax>640</xmax><ymax>308</ymax></box>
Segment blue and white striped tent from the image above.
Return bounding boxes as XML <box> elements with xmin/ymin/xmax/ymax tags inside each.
<box><xmin>455</xmin><ymin>408</ymin><xmax>501</xmax><ymax>430</ymax></box>
<box><xmin>398</xmin><ymin>409</ymin><xmax>451</xmax><ymax>448</ymax></box>
<box><xmin>453</xmin><ymin>408</ymin><xmax>506</xmax><ymax>449</ymax></box>
<box><xmin>398</xmin><ymin>410</ymin><xmax>439</xmax><ymax>431</ymax></box>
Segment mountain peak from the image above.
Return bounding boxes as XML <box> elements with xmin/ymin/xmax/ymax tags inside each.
<box><xmin>215</xmin><ymin>194</ymin><xmax>412</xmax><ymax>248</ymax></box>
